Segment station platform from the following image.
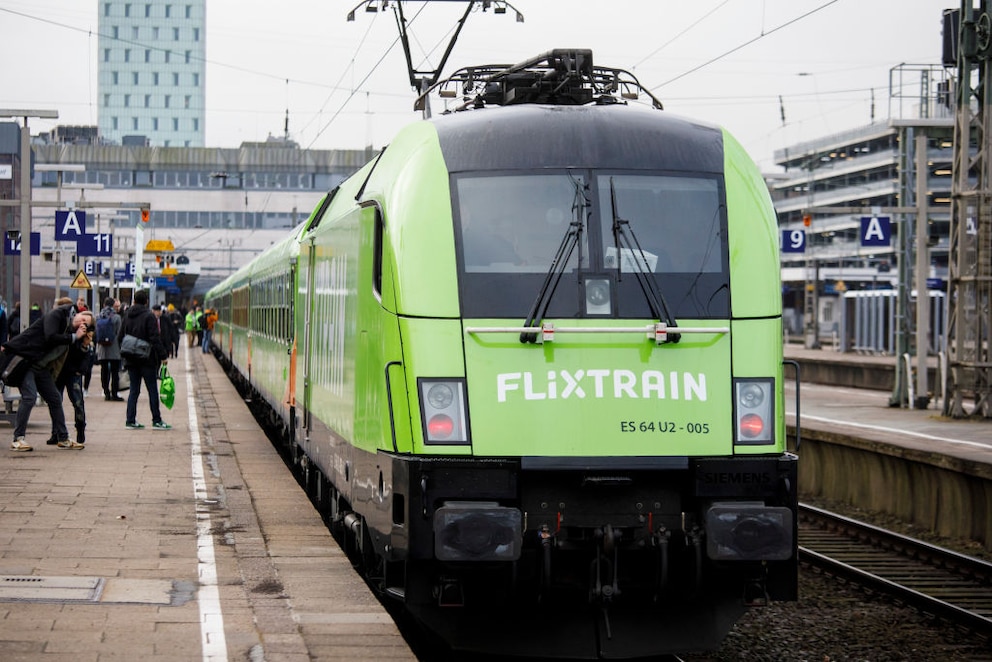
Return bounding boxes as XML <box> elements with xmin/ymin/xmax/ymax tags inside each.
<box><xmin>0</xmin><ymin>348</ymin><xmax>415</xmax><ymax>662</ymax></box>
<box><xmin>784</xmin><ymin>346</ymin><xmax>992</xmax><ymax>549</ymax></box>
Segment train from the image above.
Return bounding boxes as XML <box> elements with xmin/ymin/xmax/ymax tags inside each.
<box><xmin>205</xmin><ymin>50</ymin><xmax>798</xmax><ymax>660</ymax></box>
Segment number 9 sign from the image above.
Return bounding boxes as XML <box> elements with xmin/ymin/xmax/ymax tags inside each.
<box><xmin>781</xmin><ymin>229</ymin><xmax>806</xmax><ymax>253</ymax></box>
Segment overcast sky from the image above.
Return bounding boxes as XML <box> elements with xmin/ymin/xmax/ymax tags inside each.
<box><xmin>1</xmin><ymin>0</ymin><xmax>948</xmax><ymax>170</ymax></box>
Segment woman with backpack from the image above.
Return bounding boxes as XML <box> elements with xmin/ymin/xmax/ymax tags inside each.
<box><xmin>95</xmin><ymin>297</ymin><xmax>124</xmax><ymax>401</ymax></box>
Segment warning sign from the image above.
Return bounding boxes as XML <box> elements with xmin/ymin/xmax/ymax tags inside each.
<box><xmin>70</xmin><ymin>270</ymin><xmax>92</xmax><ymax>290</ymax></box>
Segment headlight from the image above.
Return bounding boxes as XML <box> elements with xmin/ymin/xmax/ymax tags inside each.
<box><xmin>419</xmin><ymin>378</ymin><xmax>470</xmax><ymax>445</ymax></box>
<box><xmin>706</xmin><ymin>502</ymin><xmax>794</xmax><ymax>561</ymax></box>
<box><xmin>434</xmin><ymin>502</ymin><xmax>522</xmax><ymax>561</ymax></box>
<box><xmin>733</xmin><ymin>378</ymin><xmax>774</xmax><ymax>445</ymax></box>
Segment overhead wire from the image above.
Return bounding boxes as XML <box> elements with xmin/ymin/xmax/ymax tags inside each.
<box><xmin>631</xmin><ymin>0</ymin><xmax>733</xmax><ymax>71</ymax></box>
<box><xmin>305</xmin><ymin>3</ymin><xmax>431</xmax><ymax>149</ymax></box>
<box><xmin>649</xmin><ymin>0</ymin><xmax>841</xmax><ymax>91</ymax></box>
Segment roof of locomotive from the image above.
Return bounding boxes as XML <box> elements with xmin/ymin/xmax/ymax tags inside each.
<box><xmin>416</xmin><ymin>49</ymin><xmax>726</xmax><ymax>175</ymax></box>
<box><xmin>429</xmin><ymin>103</ymin><xmax>725</xmax><ymax>174</ymax></box>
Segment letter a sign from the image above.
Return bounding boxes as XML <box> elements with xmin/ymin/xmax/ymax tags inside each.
<box><xmin>860</xmin><ymin>216</ymin><xmax>891</xmax><ymax>247</ymax></box>
<box><xmin>55</xmin><ymin>210</ymin><xmax>87</xmax><ymax>241</ymax></box>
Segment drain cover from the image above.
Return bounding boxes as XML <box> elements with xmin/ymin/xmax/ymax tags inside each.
<box><xmin>0</xmin><ymin>576</ymin><xmax>104</xmax><ymax>602</ymax></box>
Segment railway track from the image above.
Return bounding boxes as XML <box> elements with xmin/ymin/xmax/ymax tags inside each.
<box><xmin>798</xmin><ymin>502</ymin><xmax>992</xmax><ymax>637</ymax></box>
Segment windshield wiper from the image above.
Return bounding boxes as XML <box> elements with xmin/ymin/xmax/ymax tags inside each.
<box><xmin>609</xmin><ymin>177</ymin><xmax>680</xmax><ymax>343</ymax></box>
<box><xmin>520</xmin><ymin>174</ymin><xmax>587</xmax><ymax>343</ymax></box>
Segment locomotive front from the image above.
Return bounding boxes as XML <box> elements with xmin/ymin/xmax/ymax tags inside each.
<box><xmin>354</xmin><ymin>54</ymin><xmax>797</xmax><ymax>659</ymax></box>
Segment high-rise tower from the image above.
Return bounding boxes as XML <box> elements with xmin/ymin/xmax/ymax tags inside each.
<box><xmin>97</xmin><ymin>1</ymin><xmax>206</xmax><ymax>146</ymax></box>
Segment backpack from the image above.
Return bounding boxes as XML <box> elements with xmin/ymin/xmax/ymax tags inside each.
<box><xmin>95</xmin><ymin>315</ymin><xmax>115</xmax><ymax>346</ymax></box>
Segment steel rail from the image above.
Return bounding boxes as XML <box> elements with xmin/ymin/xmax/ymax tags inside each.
<box><xmin>798</xmin><ymin>502</ymin><xmax>992</xmax><ymax>637</ymax></box>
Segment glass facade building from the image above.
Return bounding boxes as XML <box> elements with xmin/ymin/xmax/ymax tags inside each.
<box><xmin>97</xmin><ymin>1</ymin><xmax>206</xmax><ymax>147</ymax></box>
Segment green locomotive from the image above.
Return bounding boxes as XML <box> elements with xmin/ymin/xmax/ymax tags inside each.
<box><xmin>207</xmin><ymin>50</ymin><xmax>797</xmax><ymax>659</ymax></box>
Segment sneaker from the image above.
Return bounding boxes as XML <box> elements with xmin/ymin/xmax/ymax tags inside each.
<box><xmin>109</xmin><ymin>395</ymin><xmax>124</xmax><ymax>402</ymax></box>
<box><xmin>11</xmin><ymin>437</ymin><xmax>32</xmax><ymax>452</ymax></box>
<box><xmin>45</xmin><ymin>434</ymin><xmax>58</xmax><ymax>446</ymax></box>
<box><xmin>57</xmin><ymin>439</ymin><xmax>85</xmax><ymax>450</ymax></box>
<box><xmin>151</xmin><ymin>421</ymin><xmax>172</xmax><ymax>430</ymax></box>
<box><xmin>125</xmin><ymin>422</ymin><xmax>145</xmax><ymax>430</ymax></box>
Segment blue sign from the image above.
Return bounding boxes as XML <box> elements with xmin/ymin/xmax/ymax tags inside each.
<box><xmin>3</xmin><ymin>232</ymin><xmax>41</xmax><ymax>256</ymax></box>
<box><xmin>55</xmin><ymin>210</ymin><xmax>87</xmax><ymax>241</ymax></box>
<box><xmin>84</xmin><ymin>261</ymin><xmax>106</xmax><ymax>276</ymax></box>
<box><xmin>860</xmin><ymin>216</ymin><xmax>891</xmax><ymax>247</ymax></box>
<box><xmin>77</xmin><ymin>233</ymin><xmax>113</xmax><ymax>257</ymax></box>
<box><xmin>113</xmin><ymin>268</ymin><xmax>127</xmax><ymax>282</ymax></box>
<box><xmin>926</xmin><ymin>278</ymin><xmax>945</xmax><ymax>290</ymax></box>
<box><xmin>781</xmin><ymin>229</ymin><xmax>806</xmax><ymax>253</ymax></box>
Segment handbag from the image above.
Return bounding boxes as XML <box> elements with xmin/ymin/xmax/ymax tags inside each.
<box><xmin>0</xmin><ymin>351</ymin><xmax>30</xmax><ymax>388</ymax></box>
<box><xmin>117</xmin><ymin>367</ymin><xmax>130</xmax><ymax>391</ymax></box>
<box><xmin>159</xmin><ymin>364</ymin><xmax>175</xmax><ymax>410</ymax></box>
<box><xmin>120</xmin><ymin>334</ymin><xmax>151</xmax><ymax>359</ymax></box>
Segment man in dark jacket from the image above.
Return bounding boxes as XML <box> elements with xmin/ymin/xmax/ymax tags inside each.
<box><xmin>153</xmin><ymin>304</ymin><xmax>180</xmax><ymax>360</ymax></box>
<box><xmin>48</xmin><ymin>307</ymin><xmax>94</xmax><ymax>449</ymax></box>
<box><xmin>4</xmin><ymin>300</ymin><xmax>88</xmax><ymax>451</ymax></box>
<box><xmin>120</xmin><ymin>290</ymin><xmax>171</xmax><ymax>430</ymax></box>
<box><xmin>7</xmin><ymin>301</ymin><xmax>21</xmax><ymax>339</ymax></box>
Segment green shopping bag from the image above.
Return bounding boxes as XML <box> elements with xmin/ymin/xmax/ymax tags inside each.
<box><xmin>159</xmin><ymin>364</ymin><xmax>176</xmax><ymax>410</ymax></box>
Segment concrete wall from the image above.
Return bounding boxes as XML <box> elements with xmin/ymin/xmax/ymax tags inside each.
<box><xmin>790</xmin><ymin>425</ymin><xmax>992</xmax><ymax>551</ymax></box>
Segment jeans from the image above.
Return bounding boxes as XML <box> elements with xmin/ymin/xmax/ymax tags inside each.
<box><xmin>55</xmin><ymin>373</ymin><xmax>85</xmax><ymax>435</ymax></box>
<box><xmin>201</xmin><ymin>329</ymin><xmax>212</xmax><ymax>353</ymax></box>
<box><xmin>126</xmin><ymin>362</ymin><xmax>162</xmax><ymax>425</ymax></box>
<box><xmin>100</xmin><ymin>358</ymin><xmax>121</xmax><ymax>395</ymax></box>
<box><xmin>14</xmin><ymin>366</ymin><xmax>68</xmax><ymax>440</ymax></box>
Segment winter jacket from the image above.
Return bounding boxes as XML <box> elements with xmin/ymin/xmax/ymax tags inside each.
<box><xmin>95</xmin><ymin>306</ymin><xmax>123</xmax><ymax>362</ymax></box>
<box><xmin>119</xmin><ymin>303</ymin><xmax>167</xmax><ymax>366</ymax></box>
<box><xmin>2</xmin><ymin>304</ymin><xmax>75</xmax><ymax>366</ymax></box>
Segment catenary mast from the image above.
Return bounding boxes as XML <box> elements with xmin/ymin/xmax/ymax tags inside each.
<box><xmin>946</xmin><ymin>1</ymin><xmax>992</xmax><ymax>418</ymax></box>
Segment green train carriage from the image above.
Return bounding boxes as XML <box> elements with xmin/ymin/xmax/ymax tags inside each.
<box><xmin>208</xmin><ymin>50</ymin><xmax>797</xmax><ymax>659</ymax></box>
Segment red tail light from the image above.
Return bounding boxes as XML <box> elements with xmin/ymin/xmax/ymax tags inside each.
<box><xmin>427</xmin><ymin>414</ymin><xmax>455</xmax><ymax>440</ymax></box>
<box><xmin>739</xmin><ymin>413</ymin><xmax>764</xmax><ymax>438</ymax></box>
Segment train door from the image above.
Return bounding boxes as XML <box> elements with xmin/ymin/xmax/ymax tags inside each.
<box><xmin>301</xmin><ymin>238</ymin><xmax>318</xmax><ymax>440</ymax></box>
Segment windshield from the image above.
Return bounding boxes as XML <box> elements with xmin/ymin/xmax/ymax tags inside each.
<box><xmin>454</xmin><ymin>170</ymin><xmax>728</xmax><ymax>319</ymax></box>
<box><xmin>456</xmin><ymin>174</ymin><xmax>588</xmax><ymax>273</ymax></box>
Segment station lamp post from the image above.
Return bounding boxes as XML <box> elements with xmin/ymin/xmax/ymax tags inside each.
<box><xmin>0</xmin><ymin>109</ymin><xmax>59</xmax><ymax>331</ymax></box>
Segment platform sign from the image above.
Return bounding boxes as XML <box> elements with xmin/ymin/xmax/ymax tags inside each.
<box><xmin>77</xmin><ymin>233</ymin><xmax>113</xmax><ymax>257</ymax></box>
<box><xmin>781</xmin><ymin>229</ymin><xmax>806</xmax><ymax>253</ymax></box>
<box><xmin>55</xmin><ymin>210</ymin><xmax>87</xmax><ymax>241</ymax></box>
<box><xmin>3</xmin><ymin>232</ymin><xmax>41</xmax><ymax>256</ymax></box>
<box><xmin>860</xmin><ymin>216</ymin><xmax>891</xmax><ymax>247</ymax></box>
<box><xmin>113</xmin><ymin>268</ymin><xmax>127</xmax><ymax>282</ymax></box>
<box><xmin>84</xmin><ymin>260</ymin><xmax>105</xmax><ymax>276</ymax></box>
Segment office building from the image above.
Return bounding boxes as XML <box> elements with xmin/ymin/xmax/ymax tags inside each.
<box><xmin>97</xmin><ymin>1</ymin><xmax>206</xmax><ymax>147</ymax></box>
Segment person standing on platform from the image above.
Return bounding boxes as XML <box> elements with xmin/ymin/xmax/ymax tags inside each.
<box><xmin>153</xmin><ymin>304</ymin><xmax>179</xmax><ymax>362</ymax></box>
<box><xmin>7</xmin><ymin>301</ymin><xmax>21</xmax><ymax>339</ymax></box>
<box><xmin>184</xmin><ymin>307</ymin><xmax>198</xmax><ymax>348</ymax></box>
<box><xmin>166</xmin><ymin>304</ymin><xmax>182</xmax><ymax>358</ymax></box>
<box><xmin>5</xmin><ymin>299</ymin><xmax>88</xmax><ymax>451</ymax></box>
<box><xmin>120</xmin><ymin>290</ymin><xmax>171</xmax><ymax>431</ymax></box>
<box><xmin>194</xmin><ymin>306</ymin><xmax>205</xmax><ymax>348</ymax></box>
<box><xmin>201</xmin><ymin>308</ymin><xmax>216</xmax><ymax>354</ymax></box>
<box><xmin>96</xmin><ymin>297</ymin><xmax>125</xmax><ymax>401</ymax></box>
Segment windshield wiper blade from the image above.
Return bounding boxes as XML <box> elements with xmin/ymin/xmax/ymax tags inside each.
<box><xmin>609</xmin><ymin>177</ymin><xmax>680</xmax><ymax>343</ymax></box>
<box><xmin>520</xmin><ymin>175</ymin><xmax>587</xmax><ymax>344</ymax></box>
